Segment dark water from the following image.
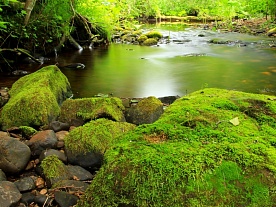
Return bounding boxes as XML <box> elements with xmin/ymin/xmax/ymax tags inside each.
<box><xmin>1</xmin><ymin>25</ymin><xmax>276</xmax><ymax>98</ymax></box>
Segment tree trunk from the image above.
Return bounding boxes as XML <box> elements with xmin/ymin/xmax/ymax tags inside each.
<box><xmin>24</xmin><ymin>0</ymin><xmax>37</xmax><ymax>25</ymax></box>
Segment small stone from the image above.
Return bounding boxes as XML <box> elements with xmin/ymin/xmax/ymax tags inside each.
<box><xmin>14</xmin><ymin>177</ymin><xmax>36</xmax><ymax>192</ymax></box>
<box><xmin>35</xmin><ymin>177</ymin><xmax>45</xmax><ymax>188</ymax></box>
<box><xmin>56</xmin><ymin>131</ymin><xmax>69</xmax><ymax>141</ymax></box>
<box><xmin>25</xmin><ymin>161</ymin><xmax>35</xmax><ymax>171</ymax></box>
<box><xmin>40</xmin><ymin>189</ymin><xmax>47</xmax><ymax>195</ymax></box>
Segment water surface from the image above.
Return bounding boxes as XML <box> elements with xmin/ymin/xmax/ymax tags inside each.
<box><xmin>1</xmin><ymin>26</ymin><xmax>275</xmax><ymax>98</ymax></box>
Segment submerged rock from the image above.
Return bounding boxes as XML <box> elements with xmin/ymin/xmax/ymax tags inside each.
<box><xmin>77</xmin><ymin>88</ymin><xmax>276</xmax><ymax>207</ymax></box>
<box><xmin>0</xmin><ymin>65</ymin><xmax>72</xmax><ymax>130</ymax></box>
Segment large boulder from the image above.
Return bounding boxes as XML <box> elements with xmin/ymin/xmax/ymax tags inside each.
<box><xmin>125</xmin><ymin>96</ymin><xmax>164</xmax><ymax>125</ymax></box>
<box><xmin>59</xmin><ymin>97</ymin><xmax>126</xmax><ymax>126</ymax></box>
<box><xmin>77</xmin><ymin>88</ymin><xmax>276</xmax><ymax>207</ymax></box>
<box><xmin>0</xmin><ymin>65</ymin><xmax>72</xmax><ymax>130</ymax></box>
<box><xmin>0</xmin><ymin>134</ymin><xmax>31</xmax><ymax>174</ymax></box>
<box><xmin>65</xmin><ymin>118</ymin><xmax>135</xmax><ymax>169</ymax></box>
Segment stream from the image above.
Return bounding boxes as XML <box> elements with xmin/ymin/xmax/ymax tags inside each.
<box><xmin>1</xmin><ymin>24</ymin><xmax>276</xmax><ymax>98</ymax></box>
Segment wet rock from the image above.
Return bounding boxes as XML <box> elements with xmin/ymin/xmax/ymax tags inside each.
<box><xmin>39</xmin><ymin>149</ymin><xmax>67</xmax><ymax>163</ymax></box>
<box><xmin>158</xmin><ymin>95</ymin><xmax>180</xmax><ymax>105</ymax></box>
<box><xmin>49</xmin><ymin>121</ymin><xmax>70</xmax><ymax>132</ymax></box>
<box><xmin>0</xmin><ymin>181</ymin><xmax>22</xmax><ymax>207</ymax></box>
<box><xmin>0</xmin><ymin>135</ymin><xmax>31</xmax><ymax>174</ymax></box>
<box><xmin>27</xmin><ymin>130</ymin><xmax>58</xmax><ymax>156</ymax></box>
<box><xmin>20</xmin><ymin>192</ymin><xmax>36</xmax><ymax>206</ymax></box>
<box><xmin>0</xmin><ymin>169</ymin><xmax>7</xmax><ymax>181</ymax></box>
<box><xmin>11</xmin><ymin>70</ymin><xmax>29</xmax><ymax>76</ymax></box>
<box><xmin>125</xmin><ymin>96</ymin><xmax>164</xmax><ymax>125</ymax></box>
<box><xmin>54</xmin><ymin>191</ymin><xmax>78</xmax><ymax>207</ymax></box>
<box><xmin>34</xmin><ymin>194</ymin><xmax>53</xmax><ymax>206</ymax></box>
<box><xmin>0</xmin><ymin>87</ymin><xmax>9</xmax><ymax>108</ymax></box>
<box><xmin>66</xmin><ymin>165</ymin><xmax>94</xmax><ymax>181</ymax></box>
<box><xmin>14</xmin><ymin>177</ymin><xmax>35</xmax><ymax>192</ymax></box>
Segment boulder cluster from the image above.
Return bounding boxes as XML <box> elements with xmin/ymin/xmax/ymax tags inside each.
<box><xmin>0</xmin><ymin>65</ymin><xmax>169</xmax><ymax>207</ymax></box>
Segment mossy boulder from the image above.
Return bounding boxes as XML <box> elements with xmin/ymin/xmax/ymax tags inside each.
<box><xmin>125</xmin><ymin>96</ymin><xmax>164</xmax><ymax>125</ymax></box>
<box><xmin>145</xmin><ymin>30</ymin><xmax>162</xmax><ymax>39</ymax></box>
<box><xmin>0</xmin><ymin>65</ymin><xmax>72</xmax><ymax>130</ymax></box>
<box><xmin>59</xmin><ymin>97</ymin><xmax>126</xmax><ymax>126</ymax></box>
<box><xmin>77</xmin><ymin>88</ymin><xmax>276</xmax><ymax>207</ymax></box>
<box><xmin>142</xmin><ymin>38</ymin><xmax>158</xmax><ymax>46</ymax></box>
<box><xmin>137</xmin><ymin>34</ymin><xmax>148</xmax><ymax>44</ymax></box>
<box><xmin>64</xmin><ymin>118</ymin><xmax>136</xmax><ymax>168</ymax></box>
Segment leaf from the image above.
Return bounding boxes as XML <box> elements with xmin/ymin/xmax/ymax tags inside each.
<box><xmin>229</xmin><ymin>117</ymin><xmax>239</xmax><ymax>126</ymax></box>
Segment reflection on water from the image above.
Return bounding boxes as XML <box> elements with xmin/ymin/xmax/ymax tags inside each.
<box><xmin>1</xmin><ymin>26</ymin><xmax>275</xmax><ymax>98</ymax></box>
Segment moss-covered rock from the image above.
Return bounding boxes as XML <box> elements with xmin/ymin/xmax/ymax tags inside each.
<box><xmin>40</xmin><ymin>155</ymin><xmax>70</xmax><ymax>187</ymax></box>
<box><xmin>77</xmin><ymin>88</ymin><xmax>276</xmax><ymax>207</ymax></box>
<box><xmin>125</xmin><ymin>96</ymin><xmax>164</xmax><ymax>125</ymax></box>
<box><xmin>0</xmin><ymin>65</ymin><xmax>72</xmax><ymax>130</ymax></box>
<box><xmin>59</xmin><ymin>97</ymin><xmax>126</xmax><ymax>126</ymax></box>
<box><xmin>64</xmin><ymin>118</ymin><xmax>136</xmax><ymax>168</ymax></box>
<box><xmin>142</xmin><ymin>38</ymin><xmax>158</xmax><ymax>46</ymax></box>
<box><xmin>145</xmin><ymin>30</ymin><xmax>163</xmax><ymax>39</ymax></box>
<box><xmin>137</xmin><ymin>34</ymin><xmax>148</xmax><ymax>44</ymax></box>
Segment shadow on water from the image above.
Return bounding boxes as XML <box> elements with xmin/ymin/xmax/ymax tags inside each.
<box><xmin>1</xmin><ymin>24</ymin><xmax>276</xmax><ymax>98</ymax></box>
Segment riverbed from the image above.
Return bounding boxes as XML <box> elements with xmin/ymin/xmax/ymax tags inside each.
<box><xmin>1</xmin><ymin>24</ymin><xmax>275</xmax><ymax>98</ymax></box>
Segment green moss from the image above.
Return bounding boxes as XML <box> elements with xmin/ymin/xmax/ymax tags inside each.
<box><xmin>59</xmin><ymin>97</ymin><xmax>125</xmax><ymax>123</ymax></box>
<box><xmin>40</xmin><ymin>155</ymin><xmax>68</xmax><ymax>179</ymax></box>
<box><xmin>142</xmin><ymin>38</ymin><xmax>158</xmax><ymax>46</ymax></box>
<box><xmin>137</xmin><ymin>34</ymin><xmax>148</xmax><ymax>44</ymax></box>
<box><xmin>145</xmin><ymin>30</ymin><xmax>162</xmax><ymax>39</ymax></box>
<box><xmin>77</xmin><ymin>88</ymin><xmax>276</xmax><ymax>207</ymax></box>
<box><xmin>0</xmin><ymin>65</ymin><xmax>71</xmax><ymax>130</ymax></box>
<box><xmin>19</xmin><ymin>126</ymin><xmax>37</xmax><ymax>137</ymax></box>
<box><xmin>64</xmin><ymin>118</ymin><xmax>136</xmax><ymax>154</ymax></box>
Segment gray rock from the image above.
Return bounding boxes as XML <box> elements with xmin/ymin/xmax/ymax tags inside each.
<box><xmin>0</xmin><ymin>181</ymin><xmax>22</xmax><ymax>207</ymax></box>
<box><xmin>0</xmin><ymin>136</ymin><xmax>31</xmax><ymax>174</ymax></box>
<box><xmin>65</xmin><ymin>149</ymin><xmax>102</xmax><ymax>169</ymax></box>
<box><xmin>49</xmin><ymin>121</ymin><xmax>70</xmax><ymax>132</ymax></box>
<box><xmin>34</xmin><ymin>194</ymin><xmax>53</xmax><ymax>206</ymax></box>
<box><xmin>20</xmin><ymin>192</ymin><xmax>36</xmax><ymax>206</ymax></box>
<box><xmin>0</xmin><ymin>169</ymin><xmax>6</xmax><ymax>181</ymax></box>
<box><xmin>66</xmin><ymin>165</ymin><xmax>93</xmax><ymax>181</ymax></box>
<box><xmin>54</xmin><ymin>191</ymin><xmax>78</xmax><ymax>207</ymax></box>
<box><xmin>27</xmin><ymin>130</ymin><xmax>58</xmax><ymax>156</ymax></box>
<box><xmin>39</xmin><ymin>149</ymin><xmax>67</xmax><ymax>163</ymax></box>
<box><xmin>14</xmin><ymin>177</ymin><xmax>35</xmax><ymax>192</ymax></box>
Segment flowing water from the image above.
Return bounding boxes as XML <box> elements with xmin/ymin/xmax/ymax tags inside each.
<box><xmin>1</xmin><ymin>24</ymin><xmax>276</xmax><ymax>98</ymax></box>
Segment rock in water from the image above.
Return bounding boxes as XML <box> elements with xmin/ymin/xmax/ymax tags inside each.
<box><xmin>0</xmin><ymin>65</ymin><xmax>72</xmax><ymax>130</ymax></box>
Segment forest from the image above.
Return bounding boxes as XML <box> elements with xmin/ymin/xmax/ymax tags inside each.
<box><xmin>0</xmin><ymin>0</ymin><xmax>275</xmax><ymax>56</ymax></box>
